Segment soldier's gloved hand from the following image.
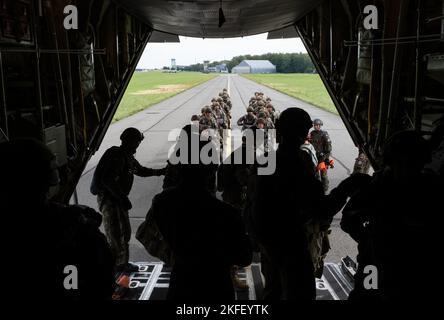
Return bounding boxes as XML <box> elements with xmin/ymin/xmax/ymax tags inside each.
<box><xmin>325</xmin><ymin>159</ymin><xmax>334</xmax><ymax>168</ymax></box>
<box><xmin>121</xmin><ymin>197</ymin><xmax>132</xmax><ymax>211</ymax></box>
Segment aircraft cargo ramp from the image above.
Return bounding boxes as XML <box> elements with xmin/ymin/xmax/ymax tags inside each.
<box><xmin>114</xmin><ymin>260</ymin><xmax>355</xmax><ymax>301</ymax></box>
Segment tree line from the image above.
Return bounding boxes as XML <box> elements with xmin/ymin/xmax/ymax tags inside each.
<box><xmin>179</xmin><ymin>53</ymin><xmax>315</xmax><ymax>73</ymax></box>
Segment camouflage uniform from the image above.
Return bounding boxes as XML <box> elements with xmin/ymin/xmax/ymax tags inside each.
<box><xmin>265</xmin><ymin>117</ymin><xmax>275</xmax><ymax>130</ymax></box>
<box><xmin>222</xmin><ymin>94</ymin><xmax>232</xmax><ymax>110</ymax></box>
<box><xmin>213</xmin><ymin>107</ymin><xmax>227</xmax><ymax>151</ymax></box>
<box><xmin>266</xmin><ymin>105</ymin><xmax>277</xmax><ymax>125</ymax></box>
<box><xmin>97</xmin><ymin>195</ymin><xmax>131</xmax><ymax>267</ymax></box>
<box><xmin>218</xmin><ymin>98</ymin><xmax>231</xmax><ymax>128</ymax></box>
<box><xmin>310</xmin><ymin>129</ymin><xmax>332</xmax><ymax>192</ymax></box>
<box><xmin>199</xmin><ymin>115</ymin><xmax>217</xmax><ymax>131</ymax></box>
<box><xmin>214</xmin><ymin>107</ymin><xmax>228</xmax><ymax>129</ymax></box>
<box><xmin>254</xmin><ymin>101</ymin><xmax>266</xmax><ymax>114</ymax></box>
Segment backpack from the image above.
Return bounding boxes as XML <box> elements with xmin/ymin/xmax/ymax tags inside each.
<box><xmin>136</xmin><ymin>206</ymin><xmax>174</xmax><ymax>266</ymax></box>
<box><xmin>301</xmin><ymin>143</ymin><xmax>321</xmax><ymax>181</ymax></box>
<box><xmin>53</xmin><ymin>203</ymin><xmax>115</xmax><ymax>299</ymax></box>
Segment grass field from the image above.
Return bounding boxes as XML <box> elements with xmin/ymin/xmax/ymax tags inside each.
<box><xmin>114</xmin><ymin>71</ymin><xmax>217</xmax><ymax>121</ymax></box>
<box><xmin>242</xmin><ymin>73</ymin><xmax>337</xmax><ymax>114</ymax></box>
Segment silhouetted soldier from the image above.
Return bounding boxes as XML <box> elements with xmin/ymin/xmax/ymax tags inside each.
<box><xmin>217</xmin><ymin>133</ymin><xmax>257</xmax><ymax>290</ymax></box>
<box><xmin>90</xmin><ymin>127</ymin><xmax>166</xmax><ymax>273</ymax></box>
<box><xmin>0</xmin><ymin>139</ymin><xmax>115</xmax><ymax>300</ymax></box>
<box><xmin>341</xmin><ymin>130</ymin><xmax>442</xmax><ymax>300</ymax></box>
<box><xmin>250</xmin><ymin>108</ymin><xmax>362</xmax><ymax>300</ymax></box>
<box><xmin>217</xmin><ymin>135</ymin><xmax>254</xmax><ymax>210</ymax></box>
<box><xmin>340</xmin><ymin>173</ymin><xmax>378</xmax><ymax>301</ymax></box>
<box><xmin>311</xmin><ymin>119</ymin><xmax>332</xmax><ymax>192</ymax></box>
<box><xmin>151</xmin><ymin>126</ymin><xmax>252</xmax><ymax>301</ymax></box>
<box><xmin>163</xmin><ymin>124</ymin><xmax>218</xmax><ymax>193</ymax></box>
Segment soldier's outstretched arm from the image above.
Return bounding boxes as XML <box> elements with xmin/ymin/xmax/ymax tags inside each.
<box><xmin>340</xmin><ymin>189</ymin><xmax>373</xmax><ymax>243</ymax></box>
<box><xmin>134</xmin><ymin>159</ymin><xmax>167</xmax><ymax>177</ymax></box>
<box><xmin>316</xmin><ymin>173</ymin><xmax>372</xmax><ymax>219</ymax></box>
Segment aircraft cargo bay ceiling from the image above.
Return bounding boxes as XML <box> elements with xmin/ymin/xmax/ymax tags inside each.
<box><xmin>116</xmin><ymin>0</ymin><xmax>322</xmax><ymax>38</ymax></box>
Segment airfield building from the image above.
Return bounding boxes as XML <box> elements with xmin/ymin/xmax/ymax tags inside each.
<box><xmin>231</xmin><ymin>60</ymin><xmax>276</xmax><ymax>74</ymax></box>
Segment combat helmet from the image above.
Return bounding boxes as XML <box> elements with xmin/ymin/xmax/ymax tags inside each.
<box><xmin>258</xmin><ymin>112</ymin><xmax>269</xmax><ymax>119</ymax></box>
<box><xmin>256</xmin><ymin>118</ymin><xmax>267</xmax><ymax>126</ymax></box>
<box><xmin>120</xmin><ymin>127</ymin><xmax>144</xmax><ymax>143</ymax></box>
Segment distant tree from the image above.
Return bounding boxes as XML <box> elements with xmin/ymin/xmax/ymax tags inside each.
<box><xmin>183</xmin><ymin>63</ymin><xmax>204</xmax><ymax>72</ymax></box>
<box><xmin>182</xmin><ymin>53</ymin><xmax>315</xmax><ymax>73</ymax></box>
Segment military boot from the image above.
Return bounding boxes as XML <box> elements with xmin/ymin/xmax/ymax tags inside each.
<box><xmin>124</xmin><ymin>262</ymin><xmax>140</xmax><ymax>273</ymax></box>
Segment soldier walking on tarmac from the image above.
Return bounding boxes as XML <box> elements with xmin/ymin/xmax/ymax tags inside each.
<box><xmin>91</xmin><ymin>127</ymin><xmax>166</xmax><ymax>273</ymax></box>
<box><xmin>310</xmin><ymin>119</ymin><xmax>333</xmax><ymax>192</ymax></box>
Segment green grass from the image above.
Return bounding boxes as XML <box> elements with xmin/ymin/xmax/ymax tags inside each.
<box><xmin>242</xmin><ymin>73</ymin><xmax>337</xmax><ymax>114</ymax></box>
<box><xmin>114</xmin><ymin>71</ymin><xmax>217</xmax><ymax>122</ymax></box>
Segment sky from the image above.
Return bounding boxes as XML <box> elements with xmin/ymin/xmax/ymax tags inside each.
<box><xmin>137</xmin><ymin>33</ymin><xmax>307</xmax><ymax>69</ymax></box>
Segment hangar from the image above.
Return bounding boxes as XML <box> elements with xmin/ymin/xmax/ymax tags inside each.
<box><xmin>231</xmin><ymin>60</ymin><xmax>277</xmax><ymax>74</ymax></box>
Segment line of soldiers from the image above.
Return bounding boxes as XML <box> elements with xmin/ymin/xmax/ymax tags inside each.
<box><xmin>237</xmin><ymin>92</ymin><xmax>279</xmax><ymax>155</ymax></box>
<box><xmin>196</xmin><ymin>88</ymin><xmax>232</xmax><ymax>133</ymax></box>
<box><xmin>237</xmin><ymin>91</ymin><xmax>278</xmax><ymax>131</ymax></box>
